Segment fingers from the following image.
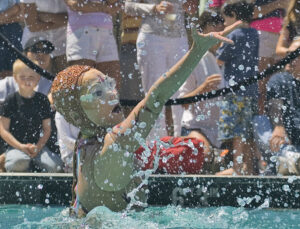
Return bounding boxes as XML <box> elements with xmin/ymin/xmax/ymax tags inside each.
<box><xmin>270</xmin><ymin>136</ymin><xmax>285</xmax><ymax>152</ymax></box>
<box><xmin>211</xmin><ymin>33</ymin><xmax>234</xmax><ymax>45</ymax></box>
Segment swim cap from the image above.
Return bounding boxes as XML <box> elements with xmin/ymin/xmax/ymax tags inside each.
<box><xmin>51</xmin><ymin>65</ymin><xmax>104</xmax><ymax>136</ymax></box>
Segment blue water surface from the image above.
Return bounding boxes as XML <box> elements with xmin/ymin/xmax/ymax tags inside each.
<box><xmin>1</xmin><ymin>204</ymin><xmax>300</xmax><ymax>229</ymax></box>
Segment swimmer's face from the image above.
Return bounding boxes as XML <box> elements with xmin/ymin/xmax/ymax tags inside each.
<box><xmin>14</xmin><ymin>65</ymin><xmax>40</xmax><ymax>92</ymax></box>
<box><xmin>79</xmin><ymin>69</ymin><xmax>123</xmax><ymax>127</ymax></box>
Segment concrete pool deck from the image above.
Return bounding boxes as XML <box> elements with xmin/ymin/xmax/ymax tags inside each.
<box><xmin>0</xmin><ymin>173</ymin><xmax>299</xmax><ymax>209</ymax></box>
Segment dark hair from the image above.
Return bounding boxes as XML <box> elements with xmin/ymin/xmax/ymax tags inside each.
<box><xmin>222</xmin><ymin>1</ymin><xmax>254</xmax><ymax>23</ymax></box>
<box><xmin>199</xmin><ymin>10</ymin><xmax>224</xmax><ymax>31</ymax></box>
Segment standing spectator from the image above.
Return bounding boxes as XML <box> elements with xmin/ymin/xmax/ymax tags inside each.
<box><xmin>0</xmin><ymin>1</ymin><xmax>23</xmax><ymax>79</ymax></box>
<box><xmin>64</xmin><ymin>0</ymin><xmax>122</xmax><ymax>91</ymax></box>
<box><xmin>119</xmin><ymin>13</ymin><xmax>144</xmax><ymax>116</ymax></box>
<box><xmin>266</xmin><ymin>51</ymin><xmax>300</xmax><ymax>175</ymax></box>
<box><xmin>0</xmin><ymin>60</ymin><xmax>63</xmax><ymax>172</ymax></box>
<box><xmin>276</xmin><ymin>0</ymin><xmax>300</xmax><ymax>57</ymax></box>
<box><xmin>20</xmin><ymin>0</ymin><xmax>68</xmax><ymax>74</ymax></box>
<box><xmin>180</xmin><ymin>10</ymin><xmax>224</xmax><ymax>153</ymax></box>
<box><xmin>250</xmin><ymin>0</ymin><xmax>290</xmax><ymax>114</ymax></box>
<box><xmin>125</xmin><ymin>0</ymin><xmax>198</xmax><ymax>139</ymax></box>
<box><xmin>216</xmin><ymin>1</ymin><xmax>259</xmax><ymax>175</ymax></box>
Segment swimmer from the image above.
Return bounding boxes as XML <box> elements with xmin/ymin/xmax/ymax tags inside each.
<box><xmin>51</xmin><ymin>21</ymin><xmax>241</xmax><ymax>216</ymax></box>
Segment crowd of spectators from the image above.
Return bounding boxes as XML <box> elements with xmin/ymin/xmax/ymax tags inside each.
<box><xmin>0</xmin><ymin>0</ymin><xmax>299</xmax><ymax>176</ymax></box>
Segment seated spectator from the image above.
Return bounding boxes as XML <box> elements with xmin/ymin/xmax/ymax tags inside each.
<box><xmin>0</xmin><ymin>60</ymin><xmax>63</xmax><ymax>172</ymax></box>
<box><xmin>0</xmin><ymin>0</ymin><xmax>23</xmax><ymax>79</ymax></box>
<box><xmin>266</xmin><ymin>49</ymin><xmax>300</xmax><ymax>176</ymax></box>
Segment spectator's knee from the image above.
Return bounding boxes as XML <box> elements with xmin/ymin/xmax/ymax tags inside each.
<box><xmin>5</xmin><ymin>158</ymin><xmax>31</xmax><ymax>172</ymax></box>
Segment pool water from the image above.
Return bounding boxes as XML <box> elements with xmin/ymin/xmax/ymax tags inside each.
<box><xmin>1</xmin><ymin>205</ymin><xmax>300</xmax><ymax>229</ymax></box>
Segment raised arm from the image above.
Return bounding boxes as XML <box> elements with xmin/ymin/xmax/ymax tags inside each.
<box><xmin>113</xmin><ymin>21</ymin><xmax>241</xmax><ymax>152</ymax></box>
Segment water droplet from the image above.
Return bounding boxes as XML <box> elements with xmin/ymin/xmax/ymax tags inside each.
<box><xmin>108</xmin><ymin>99</ymin><xmax>119</xmax><ymax>105</ymax></box>
<box><xmin>177</xmin><ymin>179</ymin><xmax>183</xmax><ymax>186</ymax></box>
<box><xmin>138</xmin><ymin>122</ymin><xmax>147</xmax><ymax>129</ymax></box>
<box><xmin>282</xmin><ymin>184</ymin><xmax>290</xmax><ymax>192</ymax></box>
<box><xmin>37</xmin><ymin>184</ymin><xmax>43</xmax><ymax>190</ymax></box>
<box><xmin>45</xmin><ymin>199</ymin><xmax>49</xmax><ymax>204</ymax></box>
<box><xmin>229</xmin><ymin>78</ymin><xmax>236</xmax><ymax>86</ymax></box>
<box><xmin>238</xmin><ymin>65</ymin><xmax>244</xmax><ymax>71</ymax></box>
<box><xmin>137</xmin><ymin>41</ymin><xmax>145</xmax><ymax>49</ymax></box>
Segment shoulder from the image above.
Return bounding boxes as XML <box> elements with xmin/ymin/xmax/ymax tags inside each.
<box><xmin>268</xmin><ymin>72</ymin><xmax>293</xmax><ymax>90</ymax></box>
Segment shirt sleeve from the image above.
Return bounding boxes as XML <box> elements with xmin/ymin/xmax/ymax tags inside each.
<box><xmin>216</xmin><ymin>33</ymin><xmax>236</xmax><ymax>63</ymax></box>
<box><xmin>125</xmin><ymin>0</ymin><xmax>156</xmax><ymax>17</ymax></box>
<box><xmin>0</xmin><ymin>96</ymin><xmax>14</xmax><ymax>119</ymax></box>
<box><xmin>39</xmin><ymin>95</ymin><xmax>52</xmax><ymax>120</ymax></box>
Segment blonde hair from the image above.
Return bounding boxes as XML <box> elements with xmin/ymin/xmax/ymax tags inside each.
<box><xmin>13</xmin><ymin>59</ymin><xmax>40</xmax><ymax>78</ymax></box>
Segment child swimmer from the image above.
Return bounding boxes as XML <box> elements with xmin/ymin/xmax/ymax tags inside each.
<box><xmin>51</xmin><ymin>21</ymin><xmax>241</xmax><ymax>216</ymax></box>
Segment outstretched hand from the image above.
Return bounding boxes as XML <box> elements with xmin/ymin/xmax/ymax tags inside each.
<box><xmin>192</xmin><ymin>20</ymin><xmax>243</xmax><ymax>47</ymax></box>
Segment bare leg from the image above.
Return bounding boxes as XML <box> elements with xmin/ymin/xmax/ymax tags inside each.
<box><xmin>95</xmin><ymin>61</ymin><xmax>121</xmax><ymax>91</ymax></box>
<box><xmin>258</xmin><ymin>57</ymin><xmax>275</xmax><ymax>114</ymax></box>
<box><xmin>0</xmin><ymin>154</ymin><xmax>6</xmax><ymax>172</ymax></box>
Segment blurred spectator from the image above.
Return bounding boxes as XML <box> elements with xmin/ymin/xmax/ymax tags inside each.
<box><xmin>20</xmin><ymin>0</ymin><xmax>68</xmax><ymax>74</ymax></box>
<box><xmin>54</xmin><ymin>112</ymin><xmax>79</xmax><ymax>173</ymax></box>
<box><xmin>0</xmin><ymin>59</ymin><xmax>63</xmax><ymax>172</ymax></box>
<box><xmin>0</xmin><ymin>1</ymin><xmax>23</xmax><ymax>79</ymax></box>
<box><xmin>216</xmin><ymin>1</ymin><xmax>259</xmax><ymax>175</ymax></box>
<box><xmin>119</xmin><ymin>13</ymin><xmax>144</xmax><ymax>116</ymax></box>
<box><xmin>179</xmin><ymin>10</ymin><xmax>224</xmax><ymax>157</ymax></box>
<box><xmin>64</xmin><ymin>0</ymin><xmax>122</xmax><ymax>90</ymax></box>
<box><xmin>250</xmin><ymin>0</ymin><xmax>290</xmax><ymax>115</ymax></box>
<box><xmin>0</xmin><ymin>37</ymin><xmax>54</xmax><ymax>101</ymax></box>
<box><xmin>125</xmin><ymin>0</ymin><xmax>198</xmax><ymax>139</ymax></box>
<box><xmin>276</xmin><ymin>0</ymin><xmax>300</xmax><ymax>57</ymax></box>
<box><xmin>266</xmin><ymin>53</ymin><xmax>300</xmax><ymax>175</ymax></box>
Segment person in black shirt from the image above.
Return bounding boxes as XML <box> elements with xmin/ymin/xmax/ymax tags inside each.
<box><xmin>0</xmin><ymin>60</ymin><xmax>63</xmax><ymax>172</ymax></box>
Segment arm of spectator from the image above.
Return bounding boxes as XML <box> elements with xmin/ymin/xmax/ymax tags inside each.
<box><xmin>182</xmin><ymin>74</ymin><xmax>222</xmax><ymax>98</ymax></box>
<box><xmin>125</xmin><ymin>0</ymin><xmax>173</xmax><ymax>17</ymax></box>
<box><xmin>0</xmin><ymin>116</ymin><xmax>31</xmax><ymax>155</ymax></box>
<box><xmin>37</xmin><ymin>12</ymin><xmax>68</xmax><ymax>26</ymax></box>
<box><xmin>252</xmin><ymin>0</ymin><xmax>290</xmax><ymax>19</ymax></box>
<box><xmin>276</xmin><ymin>26</ymin><xmax>291</xmax><ymax>57</ymax></box>
<box><xmin>0</xmin><ymin>4</ymin><xmax>23</xmax><ymax>24</ymax></box>
<box><xmin>64</xmin><ymin>0</ymin><xmax>122</xmax><ymax>15</ymax></box>
<box><xmin>21</xmin><ymin>3</ymin><xmax>67</xmax><ymax>32</ymax></box>
<box><xmin>30</xmin><ymin>118</ymin><xmax>51</xmax><ymax>158</ymax></box>
<box><xmin>268</xmin><ymin>98</ymin><xmax>290</xmax><ymax>151</ymax></box>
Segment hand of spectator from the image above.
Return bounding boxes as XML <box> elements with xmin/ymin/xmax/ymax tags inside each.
<box><xmin>27</xmin><ymin>144</ymin><xmax>39</xmax><ymax>158</ymax></box>
<box><xmin>19</xmin><ymin>144</ymin><xmax>33</xmax><ymax>156</ymax></box>
<box><xmin>64</xmin><ymin>0</ymin><xmax>84</xmax><ymax>11</ymax></box>
<box><xmin>269</xmin><ymin>126</ymin><xmax>289</xmax><ymax>152</ymax></box>
<box><xmin>202</xmin><ymin>74</ymin><xmax>222</xmax><ymax>92</ymax></box>
<box><xmin>154</xmin><ymin>1</ymin><xmax>174</xmax><ymax>15</ymax></box>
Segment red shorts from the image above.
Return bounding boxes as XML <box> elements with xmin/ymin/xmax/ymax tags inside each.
<box><xmin>134</xmin><ymin>137</ymin><xmax>204</xmax><ymax>174</ymax></box>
